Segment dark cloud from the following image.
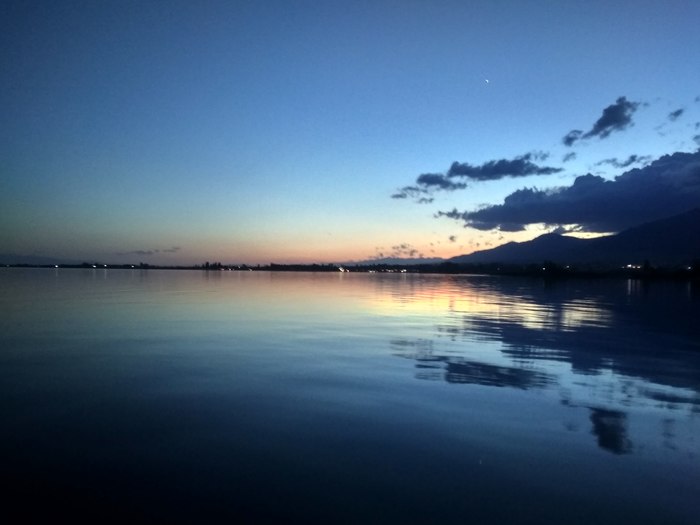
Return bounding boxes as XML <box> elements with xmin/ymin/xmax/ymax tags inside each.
<box><xmin>694</xmin><ymin>135</ymin><xmax>700</xmax><ymax>146</ymax></box>
<box><xmin>563</xmin><ymin>130</ymin><xmax>583</xmax><ymax>147</ymax></box>
<box><xmin>563</xmin><ymin>96</ymin><xmax>640</xmax><ymax>146</ymax></box>
<box><xmin>595</xmin><ymin>154</ymin><xmax>651</xmax><ymax>169</ymax></box>
<box><xmin>562</xmin><ymin>152</ymin><xmax>577</xmax><ymax>163</ymax></box>
<box><xmin>668</xmin><ymin>108</ymin><xmax>684</xmax><ymax>121</ymax></box>
<box><xmin>394</xmin><ymin>152</ymin><xmax>562</xmax><ymax>201</ymax></box>
<box><xmin>448</xmin><ymin>235</ymin><xmax>457</xmax><ymax>243</ymax></box>
<box><xmin>392</xmin><ymin>174</ymin><xmax>466</xmax><ymax>200</ymax></box>
<box><xmin>437</xmin><ymin>150</ymin><xmax>700</xmax><ymax>232</ymax></box>
<box><xmin>435</xmin><ymin>209</ymin><xmax>464</xmax><ymax>221</ymax></box>
<box><xmin>584</xmin><ymin>97</ymin><xmax>640</xmax><ymax>138</ymax></box>
<box><xmin>417</xmin><ymin>173</ymin><xmax>468</xmax><ymax>190</ymax></box>
<box><xmin>446</xmin><ymin>153</ymin><xmax>563</xmax><ymax>180</ymax></box>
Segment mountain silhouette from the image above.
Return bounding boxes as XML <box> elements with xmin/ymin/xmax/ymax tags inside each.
<box><xmin>450</xmin><ymin>208</ymin><xmax>700</xmax><ymax>267</ymax></box>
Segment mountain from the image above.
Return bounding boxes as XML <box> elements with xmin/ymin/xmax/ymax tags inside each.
<box><xmin>450</xmin><ymin>234</ymin><xmax>587</xmax><ymax>265</ymax></box>
<box><xmin>450</xmin><ymin>208</ymin><xmax>700</xmax><ymax>267</ymax></box>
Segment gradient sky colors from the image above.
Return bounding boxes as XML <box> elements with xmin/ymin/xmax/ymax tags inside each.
<box><xmin>2</xmin><ymin>1</ymin><xmax>700</xmax><ymax>265</ymax></box>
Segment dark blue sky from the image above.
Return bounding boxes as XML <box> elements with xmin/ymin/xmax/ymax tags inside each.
<box><xmin>2</xmin><ymin>1</ymin><xmax>699</xmax><ymax>263</ymax></box>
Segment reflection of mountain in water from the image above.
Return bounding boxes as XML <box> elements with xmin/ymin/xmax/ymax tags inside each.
<box><xmin>389</xmin><ymin>277</ymin><xmax>700</xmax><ymax>455</ymax></box>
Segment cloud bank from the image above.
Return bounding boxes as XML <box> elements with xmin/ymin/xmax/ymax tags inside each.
<box><xmin>438</xmin><ymin>150</ymin><xmax>700</xmax><ymax>232</ymax></box>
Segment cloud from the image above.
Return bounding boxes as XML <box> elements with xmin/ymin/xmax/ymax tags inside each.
<box><xmin>694</xmin><ymin>135</ymin><xmax>700</xmax><ymax>146</ymax></box>
<box><xmin>563</xmin><ymin>96</ymin><xmax>640</xmax><ymax>146</ymax></box>
<box><xmin>392</xmin><ymin>175</ymin><xmax>466</xmax><ymax>200</ymax></box>
<box><xmin>447</xmin><ymin>152</ymin><xmax>562</xmax><ymax>180</ymax></box>
<box><xmin>373</xmin><ymin>243</ymin><xmax>423</xmax><ymax>259</ymax></box>
<box><xmin>417</xmin><ymin>173</ymin><xmax>468</xmax><ymax>190</ymax></box>
<box><xmin>562</xmin><ymin>152</ymin><xmax>577</xmax><ymax>163</ymax></box>
<box><xmin>563</xmin><ymin>130</ymin><xmax>583</xmax><ymax>147</ymax></box>
<box><xmin>393</xmin><ymin>152</ymin><xmax>563</xmax><ymax>202</ymax></box>
<box><xmin>391</xmin><ymin>185</ymin><xmax>423</xmax><ymax>199</ymax></box>
<box><xmin>668</xmin><ymin>108</ymin><xmax>684</xmax><ymax>121</ymax></box>
<box><xmin>595</xmin><ymin>154</ymin><xmax>651</xmax><ymax>169</ymax></box>
<box><xmin>118</xmin><ymin>246</ymin><xmax>181</xmax><ymax>256</ymax></box>
<box><xmin>448</xmin><ymin>235</ymin><xmax>457</xmax><ymax>243</ymax></box>
<box><xmin>437</xmin><ymin>150</ymin><xmax>700</xmax><ymax>232</ymax></box>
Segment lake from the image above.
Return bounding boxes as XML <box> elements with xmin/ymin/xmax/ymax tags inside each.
<box><xmin>1</xmin><ymin>268</ymin><xmax>699</xmax><ymax>523</ymax></box>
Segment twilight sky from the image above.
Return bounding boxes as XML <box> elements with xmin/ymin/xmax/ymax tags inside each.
<box><xmin>2</xmin><ymin>0</ymin><xmax>700</xmax><ymax>265</ymax></box>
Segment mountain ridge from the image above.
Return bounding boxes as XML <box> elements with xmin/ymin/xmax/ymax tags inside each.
<box><xmin>450</xmin><ymin>208</ymin><xmax>700</xmax><ymax>267</ymax></box>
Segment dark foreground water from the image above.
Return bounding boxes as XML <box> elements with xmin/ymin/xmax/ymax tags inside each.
<box><xmin>1</xmin><ymin>268</ymin><xmax>699</xmax><ymax>523</ymax></box>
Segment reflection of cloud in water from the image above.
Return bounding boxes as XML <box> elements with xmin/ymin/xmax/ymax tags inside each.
<box><xmin>387</xmin><ymin>277</ymin><xmax>700</xmax><ymax>456</ymax></box>
<box><xmin>392</xmin><ymin>339</ymin><xmax>554</xmax><ymax>389</ymax></box>
<box><xmin>589</xmin><ymin>408</ymin><xmax>632</xmax><ymax>455</ymax></box>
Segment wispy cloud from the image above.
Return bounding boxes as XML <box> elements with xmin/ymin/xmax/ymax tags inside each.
<box><xmin>595</xmin><ymin>154</ymin><xmax>651</xmax><ymax>169</ymax></box>
<box><xmin>668</xmin><ymin>108</ymin><xmax>684</xmax><ymax>121</ymax></box>
<box><xmin>370</xmin><ymin>243</ymin><xmax>425</xmax><ymax>260</ymax></box>
<box><xmin>392</xmin><ymin>175</ymin><xmax>467</xmax><ymax>201</ymax></box>
<box><xmin>118</xmin><ymin>246</ymin><xmax>181</xmax><ymax>256</ymax></box>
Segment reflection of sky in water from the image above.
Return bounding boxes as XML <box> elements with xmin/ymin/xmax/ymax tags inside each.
<box><xmin>2</xmin><ymin>269</ymin><xmax>699</xmax><ymax>522</ymax></box>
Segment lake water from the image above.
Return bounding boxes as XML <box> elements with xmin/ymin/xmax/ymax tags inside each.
<box><xmin>2</xmin><ymin>268</ymin><xmax>699</xmax><ymax>523</ymax></box>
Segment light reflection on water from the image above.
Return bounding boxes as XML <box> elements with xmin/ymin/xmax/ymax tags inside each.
<box><xmin>1</xmin><ymin>269</ymin><xmax>699</xmax><ymax>523</ymax></box>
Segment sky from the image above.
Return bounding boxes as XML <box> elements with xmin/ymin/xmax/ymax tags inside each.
<box><xmin>2</xmin><ymin>0</ymin><xmax>700</xmax><ymax>265</ymax></box>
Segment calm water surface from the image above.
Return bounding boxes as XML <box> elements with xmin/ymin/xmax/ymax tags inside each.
<box><xmin>1</xmin><ymin>268</ymin><xmax>699</xmax><ymax>523</ymax></box>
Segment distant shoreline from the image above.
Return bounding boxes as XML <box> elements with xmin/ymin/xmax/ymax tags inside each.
<box><xmin>2</xmin><ymin>261</ymin><xmax>698</xmax><ymax>281</ymax></box>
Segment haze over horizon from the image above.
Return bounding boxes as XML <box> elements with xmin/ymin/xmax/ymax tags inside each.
<box><xmin>2</xmin><ymin>1</ymin><xmax>700</xmax><ymax>265</ymax></box>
